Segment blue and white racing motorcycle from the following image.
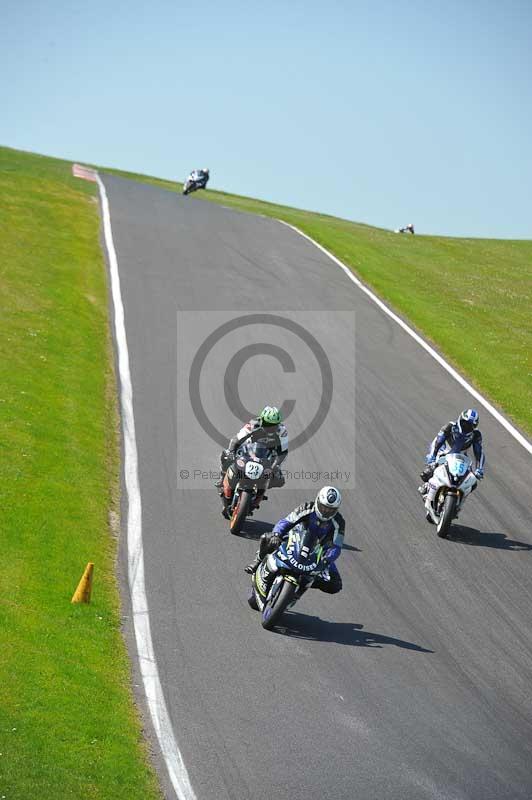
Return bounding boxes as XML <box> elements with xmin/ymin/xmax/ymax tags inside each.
<box><xmin>424</xmin><ymin>452</ymin><xmax>478</xmax><ymax>538</ymax></box>
<box><xmin>249</xmin><ymin>527</ymin><xmax>330</xmax><ymax>630</ymax></box>
<box><xmin>182</xmin><ymin>170</ymin><xmax>208</xmax><ymax>195</ymax></box>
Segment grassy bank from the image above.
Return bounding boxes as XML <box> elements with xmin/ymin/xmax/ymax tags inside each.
<box><xmin>199</xmin><ymin>189</ymin><xmax>532</xmax><ymax>435</ymax></box>
<box><xmin>0</xmin><ymin>146</ymin><xmax>160</xmax><ymax>799</ymax></box>
<box><xmin>102</xmin><ymin>166</ymin><xmax>531</xmax><ymax>437</ymax></box>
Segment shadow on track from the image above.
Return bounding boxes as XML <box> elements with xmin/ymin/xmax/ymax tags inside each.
<box><xmin>236</xmin><ymin>519</ymin><xmax>272</xmax><ymax>540</ymax></box>
<box><xmin>339</xmin><ymin>542</ymin><xmax>362</xmax><ymax>552</ymax></box>
<box><xmin>450</xmin><ymin>525</ymin><xmax>532</xmax><ymax>551</ymax></box>
<box><xmin>277</xmin><ymin>613</ymin><xmax>434</xmax><ymax>652</ymax></box>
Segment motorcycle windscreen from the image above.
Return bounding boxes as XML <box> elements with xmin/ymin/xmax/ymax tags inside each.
<box><xmin>446</xmin><ymin>453</ymin><xmax>470</xmax><ymax>478</ymax></box>
<box><xmin>242</xmin><ymin>440</ymin><xmax>275</xmax><ymax>466</ymax></box>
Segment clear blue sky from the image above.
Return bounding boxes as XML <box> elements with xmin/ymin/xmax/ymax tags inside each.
<box><xmin>2</xmin><ymin>0</ymin><xmax>531</xmax><ymax>238</ymax></box>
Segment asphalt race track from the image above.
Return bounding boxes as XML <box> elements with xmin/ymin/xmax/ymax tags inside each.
<box><xmin>102</xmin><ymin>175</ymin><xmax>532</xmax><ymax>800</ymax></box>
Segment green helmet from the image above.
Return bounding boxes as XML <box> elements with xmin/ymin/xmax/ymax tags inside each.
<box><xmin>259</xmin><ymin>406</ymin><xmax>281</xmax><ymax>426</ymax></box>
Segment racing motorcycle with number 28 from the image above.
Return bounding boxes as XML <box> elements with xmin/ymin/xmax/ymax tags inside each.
<box><xmin>223</xmin><ymin>441</ymin><xmax>276</xmax><ymax>535</ymax></box>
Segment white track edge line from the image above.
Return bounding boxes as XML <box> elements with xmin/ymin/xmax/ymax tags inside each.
<box><xmin>97</xmin><ymin>176</ymin><xmax>197</xmax><ymax>800</ymax></box>
<box><xmin>276</xmin><ymin>219</ymin><xmax>532</xmax><ymax>456</ymax></box>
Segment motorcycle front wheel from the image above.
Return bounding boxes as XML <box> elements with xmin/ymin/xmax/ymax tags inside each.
<box><xmin>436</xmin><ymin>493</ymin><xmax>457</xmax><ymax>538</ymax></box>
<box><xmin>261</xmin><ymin>580</ymin><xmax>297</xmax><ymax>630</ymax></box>
<box><xmin>230</xmin><ymin>490</ymin><xmax>251</xmax><ymax>535</ymax></box>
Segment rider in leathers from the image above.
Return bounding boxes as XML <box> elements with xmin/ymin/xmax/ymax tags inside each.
<box><xmin>217</xmin><ymin>406</ymin><xmax>288</xmax><ymax>517</ymax></box>
<box><xmin>245</xmin><ymin>486</ymin><xmax>344</xmax><ymax>595</ymax></box>
<box><xmin>419</xmin><ymin>408</ymin><xmax>485</xmax><ymax>495</ymax></box>
<box><xmin>186</xmin><ymin>168</ymin><xmax>209</xmax><ymax>189</ymax></box>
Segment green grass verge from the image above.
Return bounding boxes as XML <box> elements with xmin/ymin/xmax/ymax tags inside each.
<box><xmin>201</xmin><ymin>190</ymin><xmax>532</xmax><ymax>436</ymax></box>
<box><xmin>100</xmin><ymin>166</ymin><xmax>532</xmax><ymax>438</ymax></box>
<box><xmin>0</xmin><ymin>146</ymin><xmax>161</xmax><ymax>799</ymax></box>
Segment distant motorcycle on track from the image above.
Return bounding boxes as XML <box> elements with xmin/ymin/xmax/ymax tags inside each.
<box><xmin>182</xmin><ymin>169</ymin><xmax>209</xmax><ymax>196</ymax></box>
<box><xmin>422</xmin><ymin>451</ymin><xmax>478</xmax><ymax>538</ymax></box>
<box><xmin>249</xmin><ymin>526</ymin><xmax>330</xmax><ymax>630</ymax></box>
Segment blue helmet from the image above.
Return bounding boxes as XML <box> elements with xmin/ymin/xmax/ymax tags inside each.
<box><xmin>458</xmin><ymin>409</ymin><xmax>479</xmax><ymax>434</ymax></box>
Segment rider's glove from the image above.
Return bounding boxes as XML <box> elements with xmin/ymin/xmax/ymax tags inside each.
<box><xmin>474</xmin><ymin>468</ymin><xmax>484</xmax><ymax>480</ymax></box>
<box><xmin>268</xmin><ymin>533</ymin><xmax>281</xmax><ymax>551</ymax></box>
<box><xmin>425</xmin><ymin>454</ymin><xmax>436</xmax><ymax>465</ymax></box>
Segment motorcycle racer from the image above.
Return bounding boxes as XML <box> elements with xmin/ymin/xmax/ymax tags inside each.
<box><xmin>197</xmin><ymin>167</ymin><xmax>209</xmax><ymax>186</ymax></box>
<box><xmin>217</xmin><ymin>406</ymin><xmax>288</xmax><ymax>518</ymax></box>
<box><xmin>418</xmin><ymin>408</ymin><xmax>485</xmax><ymax>495</ymax></box>
<box><xmin>191</xmin><ymin>167</ymin><xmax>209</xmax><ymax>184</ymax></box>
<box><xmin>184</xmin><ymin>168</ymin><xmax>209</xmax><ymax>191</ymax></box>
<box><xmin>245</xmin><ymin>486</ymin><xmax>344</xmax><ymax>595</ymax></box>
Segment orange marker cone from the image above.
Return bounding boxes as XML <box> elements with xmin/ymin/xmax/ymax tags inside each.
<box><xmin>71</xmin><ymin>562</ymin><xmax>94</xmax><ymax>603</ymax></box>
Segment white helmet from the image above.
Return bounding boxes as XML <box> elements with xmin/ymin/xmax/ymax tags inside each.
<box><xmin>314</xmin><ymin>486</ymin><xmax>342</xmax><ymax>521</ymax></box>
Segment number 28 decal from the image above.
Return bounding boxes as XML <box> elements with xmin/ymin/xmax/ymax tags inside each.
<box><xmin>245</xmin><ymin>461</ymin><xmax>264</xmax><ymax>480</ymax></box>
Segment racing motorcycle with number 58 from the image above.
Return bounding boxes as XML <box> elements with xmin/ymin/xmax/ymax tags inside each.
<box><xmin>424</xmin><ymin>452</ymin><xmax>478</xmax><ymax>538</ymax></box>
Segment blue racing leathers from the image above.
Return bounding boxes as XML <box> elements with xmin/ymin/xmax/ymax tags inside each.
<box><xmin>427</xmin><ymin>421</ymin><xmax>485</xmax><ymax>472</ymax></box>
<box><xmin>273</xmin><ymin>502</ymin><xmax>344</xmax><ymax>561</ymax></box>
<box><xmin>260</xmin><ymin>502</ymin><xmax>345</xmax><ymax>594</ymax></box>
